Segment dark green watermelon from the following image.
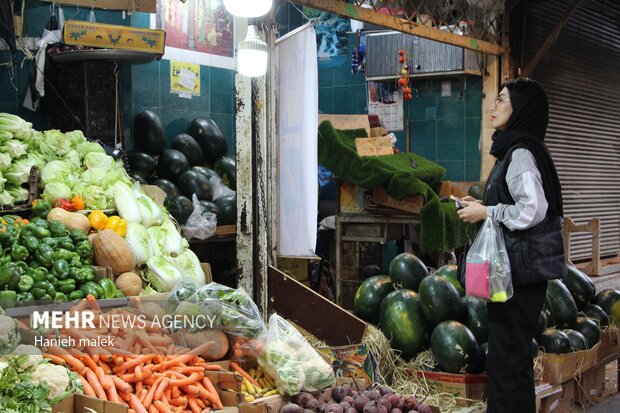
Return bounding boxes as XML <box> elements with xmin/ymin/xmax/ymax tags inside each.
<box><xmin>127</xmin><ymin>152</ymin><xmax>157</xmax><ymax>179</ymax></box>
<box><xmin>131</xmin><ymin>174</ymin><xmax>148</xmax><ymax>184</ymax></box>
<box><xmin>594</xmin><ymin>289</ymin><xmax>620</xmax><ymax>324</ymax></box>
<box><xmin>214</xmin><ymin>195</ymin><xmax>236</xmax><ymax>225</ymax></box>
<box><xmin>133</xmin><ymin>110</ymin><xmax>165</xmax><ymax>155</ymax></box>
<box><xmin>177</xmin><ymin>170</ymin><xmax>213</xmax><ymax>201</ymax></box>
<box><xmin>353</xmin><ymin>275</ymin><xmax>394</xmax><ymax>324</ymax></box>
<box><xmin>562</xmin><ymin>264</ymin><xmax>595</xmax><ymax>309</ymax></box>
<box><xmin>171</xmin><ymin>133</ymin><xmax>206</xmax><ymax>166</ymax></box>
<box><xmin>199</xmin><ymin>201</ymin><xmax>221</xmax><ymax>220</ymax></box>
<box><xmin>379</xmin><ymin>289</ymin><xmax>429</xmax><ymax>359</ymax></box>
<box><xmin>430</xmin><ymin>321</ymin><xmax>480</xmax><ymax>374</ymax></box>
<box><xmin>192</xmin><ymin>166</ymin><xmax>220</xmax><ymax>181</ymax></box>
<box><xmin>543</xmin><ymin>301</ymin><xmax>556</xmax><ymax>328</ymax></box>
<box><xmin>462</xmin><ymin>296</ymin><xmax>488</xmax><ymax>344</ymax></box>
<box><xmin>188</xmin><ymin>118</ymin><xmax>228</xmax><ymax>165</ymax></box>
<box><xmin>166</xmin><ymin>195</ymin><xmax>194</xmax><ymax>225</ymax></box>
<box><xmin>152</xmin><ymin>179</ymin><xmax>181</xmax><ymax>201</ymax></box>
<box><xmin>468</xmin><ymin>182</ymin><xmax>484</xmax><ymax>200</ymax></box>
<box><xmin>537</xmin><ymin>311</ymin><xmax>548</xmax><ymax>339</ymax></box>
<box><xmin>418</xmin><ymin>275</ymin><xmax>463</xmax><ymax>326</ymax></box>
<box><xmin>545</xmin><ymin>279</ymin><xmax>578</xmax><ymax>328</ymax></box>
<box><xmin>157</xmin><ymin>150</ymin><xmax>190</xmax><ymax>181</ymax></box>
<box><xmin>214</xmin><ymin>156</ymin><xmax>236</xmax><ymax>191</ymax></box>
<box><xmin>562</xmin><ymin>329</ymin><xmax>589</xmax><ymax>352</ymax></box>
<box><xmin>572</xmin><ymin>316</ymin><xmax>600</xmax><ymax>349</ymax></box>
<box><xmin>531</xmin><ymin>338</ymin><xmax>539</xmax><ymax>358</ymax></box>
<box><xmin>583</xmin><ymin>303</ymin><xmax>609</xmax><ymax>328</ymax></box>
<box><xmin>389</xmin><ymin>253</ymin><xmax>429</xmax><ymax>291</ymax></box>
<box><xmin>434</xmin><ymin>264</ymin><xmax>464</xmax><ymax>297</ymax></box>
<box><xmin>539</xmin><ymin>328</ymin><xmax>571</xmax><ymax>354</ymax></box>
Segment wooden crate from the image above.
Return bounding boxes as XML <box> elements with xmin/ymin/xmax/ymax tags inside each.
<box><xmin>564</xmin><ymin>216</ymin><xmax>620</xmax><ymax>276</ymax></box>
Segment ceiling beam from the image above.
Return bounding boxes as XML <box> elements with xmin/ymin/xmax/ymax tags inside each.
<box><xmin>521</xmin><ymin>0</ymin><xmax>584</xmax><ymax>77</ymax></box>
<box><xmin>293</xmin><ymin>0</ymin><xmax>507</xmax><ymax>56</ymax></box>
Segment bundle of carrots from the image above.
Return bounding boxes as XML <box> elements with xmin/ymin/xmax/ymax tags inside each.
<box><xmin>41</xmin><ymin>295</ymin><xmax>226</xmax><ymax>413</ymax></box>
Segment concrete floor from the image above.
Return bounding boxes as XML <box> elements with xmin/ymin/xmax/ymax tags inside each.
<box><xmin>583</xmin><ymin>392</ymin><xmax>620</xmax><ymax>412</ymax></box>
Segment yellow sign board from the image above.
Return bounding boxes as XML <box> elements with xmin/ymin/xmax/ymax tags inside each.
<box><xmin>63</xmin><ymin>20</ymin><xmax>165</xmax><ymax>54</ymax></box>
<box><xmin>171</xmin><ymin>61</ymin><xmax>201</xmax><ymax>96</ymax></box>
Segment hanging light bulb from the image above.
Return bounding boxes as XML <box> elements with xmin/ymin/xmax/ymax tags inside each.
<box><xmin>238</xmin><ymin>25</ymin><xmax>268</xmax><ymax>77</ymax></box>
<box><xmin>224</xmin><ymin>0</ymin><xmax>273</xmax><ymax>18</ymax></box>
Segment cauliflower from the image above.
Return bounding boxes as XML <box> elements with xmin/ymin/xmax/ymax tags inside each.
<box><xmin>31</xmin><ymin>363</ymin><xmax>70</xmax><ymax>400</ymax></box>
<box><xmin>0</xmin><ymin>315</ymin><xmax>18</xmax><ymax>355</ymax></box>
<box><xmin>11</xmin><ymin>345</ymin><xmax>43</xmax><ymax>371</ymax></box>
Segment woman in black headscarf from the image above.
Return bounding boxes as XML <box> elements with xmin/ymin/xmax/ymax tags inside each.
<box><xmin>457</xmin><ymin>78</ymin><xmax>566</xmax><ymax>412</ymax></box>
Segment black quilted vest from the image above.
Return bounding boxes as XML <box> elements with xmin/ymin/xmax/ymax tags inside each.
<box><xmin>483</xmin><ymin>146</ymin><xmax>566</xmax><ymax>286</ymax></box>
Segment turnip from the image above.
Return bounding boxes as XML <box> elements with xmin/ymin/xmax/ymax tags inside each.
<box><xmin>346</xmin><ymin>408</ymin><xmax>357</xmax><ymax>413</ymax></box>
<box><xmin>387</xmin><ymin>394</ymin><xmax>400</xmax><ymax>408</ymax></box>
<box><xmin>295</xmin><ymin>393</ymin><xmax>315</xmax><ymax>407</ymax></box>
<box><xmin>306</xmin><ymin>399</ymin><xmax>320</xmax><ymax>411</ymax></box>
<box><xmin>416</xmin><ymin>405</ymin><xmax>432</xmax><ymax>413</ymax></box>
<box><xmin>351</xmin><ymin>390</ymin><xmax>359</xmax><ymax>398</ymax></box>
<box><xmin>339</xmin><ymin>402</ymin><xmax>351</xmax><ymax>411</ymax></box>
<box><xmin>280</xmin><ymin>404</ymin><xmax>303</xmax><ymax>413</ymax></box>
<box><xmin>391</xmin><ymin>409</ymin><xmax>403</xmax><ymax>413</ymax></box>
<box><xmin>354</xmin><ymin>395</ymin><xmax>370</xmax><ymax>412</ymax></box>
<box><xmin>402</xmin><ymin>396</ymin><xmax>419</xmax><ymax>412</ymax></box>
<box><xmin>343</xmin><ymin>396</ymin><xmax>354</xmax><ymax>404</ymax></box>
<box><xmin>325</xmin><ymin>403</ymin><xmax>344</xmax><ymax>413</ymax></box>
<box><xmin>319</xmin><ymin>390</ymin><xmax>333</xmax><ymax>404</ymax></box>
<box><xmin>377</xmin><ymin>398</ymin><xmax>391</xmax><ymax>412</ymax></box>
<box><xmin>377</xmin><ymin>406</ymin><xmax>387</xmax><ymax>413</ymax></box>
<box><xmin>304</xmin><ymin>409</ymin><xmax>315</xmax><ymax>413</ymax></box>
<box><xmin>366</xmin><ymin>389</ymin><xmax>381</xmax><ymax>401</ymax></box>
<box><xmin>362</xmin><ymin>401</ymin><xmax>378</xmax><ymax>413</ymax></box>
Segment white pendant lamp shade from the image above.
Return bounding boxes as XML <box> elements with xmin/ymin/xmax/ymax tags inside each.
<box><xmin>224</xmin><ymin>0</ymin><xmax>273</xmax><ymax>18</ymax></box>
<box><xmin>238</xmin><ymin>25</ymin><xmax>268</xmax><ymax>77</ymax></box>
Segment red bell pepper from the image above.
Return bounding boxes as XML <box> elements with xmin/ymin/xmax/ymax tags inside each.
<box><xmin>52</xmin><ymin>198</ymin><xmax>75</xmax><ymax>212</ymax></box>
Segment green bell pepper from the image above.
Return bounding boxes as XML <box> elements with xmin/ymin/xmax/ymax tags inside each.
<box><xmin>10</xmin><ymin>244</ymin><xmax>29</xmax><ymax>262</ymax></box>
<box><xmin>0</xmin><ymin>263</ymin><xmax>22</xmax><ymax>290</ymax></box>
<box><xmin>56</xmin><ymin>236</ymin><xmax>74</xmax><ymax>251</ymax></box>
<box><xmin>18</xmin><ymin>224</ymin><xmax>36</xmax><ymax>240</ymax></box>
<box><xmin>54</xmin><ymin>248</ymin><xmax>75</xmax><ymax>262</ymax></box>
<box><xmin>40</xmin><ymin>294</ymin><xmax>52</xmax><ymax>301</ymax></box>
<box><xmin>75</xmin><ymin>240</ymin><xmax>93</xmax><ymax>260</ymax></box>
<box><xmin>80</xmin><ymin>284</ymin><xmax>99</xmax><ymax>299</ymax></box>
<box><xmin>115</xmin><ymin>290</ymin><xmax>125</xmax><ymax>298</ymax></box>
<box><xmin>40</xmin><ymin>237</ymin><xmax>59</xmax><ymax>249</ymax></box>
<box><xmin>18</xmin><ymin>275</ymin><xmax>34</xmax><ymax>292</ymax></box>
<box><xmin>58</xmin><ymin>279</ymin><xmax>76</xmax><ymax>294</ymax></box>
<box><xmin>68</xmin><ymin>290</ymin><xmax>84</xmax><ymax>301</ymax></box>
<box><xmin>0</xmin><ymin>289</ymin><xmax>17</xmax><ymax>309</ymax></box>
<box><xmin>33</xmin><ymin>225</ymin><xmax>51</xmax><ymax>239</ymax></box>
<box><xmin>30</xmin><ymin>287</ymin><xmax>46</xmax><ymax>299</ymax></box>
<box><xmin>53</xmin><ymin>292</ymin><xmax>68</xmax><ymax>302</ymax></box>
<box><xmin>31</xmin><ymin>199</ymin><xmax>52</xmax><ymax>219</ymax></box>
<box><xmin>52</xmin><ymin>259</ymin><xmax>70</xmax><ymax>279</ymax></box>
<box><xmin>0</xmin><ymin>225</ymin><xmax>17</xmax><ymax>248</ymax></box>
<box><xmin>49</xmin><ymin>220</ymin><xmax>69</xmax><ymax>238</ymax></box>
<box><xmin>98</xmin><ymin>278</ymin><xmax>117</xmax><ymax>299</ymax></box>
<box><xmin>35</xmin><ymin>244</ymin><xmax>55</xmax><ymax>267</ymax></box>
<box><xmin>23</xmin><ymin>236</ymin><xmax>40</xmax><ymax>253</ymax></box>
<box><xmin>0</xmin><ymin>255</ymin><xmax>11</xmax><ymax>267</ymax></box>
<box><xmin>69</xmin><ymin>229</ymin><xmax>89</xmax><ymax>243</ymax></box>
<box><xmin>29</xmin><ymin>217</ymin><xmax>48</xmax><ymax>228</ymax></box>
<box><xmin>33</xmin><ymin>280</ymin><xmax>56</xmax><ymax>296</ymax></box>
<box><xmin>26</xmin><ymin>267</ymin><xmax>47</xmax><ymax>283</ymax></box>
<box><xmin>17</xmin><ymin>292</ymin><xmax>34</xmax><ymax>304</ymax></box>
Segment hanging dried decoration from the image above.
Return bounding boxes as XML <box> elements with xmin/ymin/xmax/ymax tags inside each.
<box><xmin>397</xmin><ymin>49</ymin><xmax>412</xmax><ymax>101</ymax></box>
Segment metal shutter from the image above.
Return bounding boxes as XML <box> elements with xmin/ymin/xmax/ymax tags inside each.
<box><xmin>523</xmin><ymin>0</ymin><xmax>620</xmax><ymax>262</ymax></box>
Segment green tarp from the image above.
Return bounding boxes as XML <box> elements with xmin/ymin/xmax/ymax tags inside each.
<box><xmin>318</xmin><ymin>121</ymin><xmax>470</xmax><ymax>253</ymax></box>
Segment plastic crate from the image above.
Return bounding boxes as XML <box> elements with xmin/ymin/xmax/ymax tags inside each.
<box><xmin>0</xmin><ymin>166</ymin><xmax>40</xmax><ymax>216</ymax></box>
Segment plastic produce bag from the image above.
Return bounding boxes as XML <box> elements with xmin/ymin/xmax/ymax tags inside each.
<box><xmin>258</xmin><ymin>313</ymin><xmax>335</xmax><ymax>395</ymax></box>
<box><xmin>182</xmin><ymin>194</ymin><xmax>217</xmax><ymax>240</ymax></box>
<box><xmin>208</xmin><ymin>175</ymin><xmax>235</xmax><ymax>201</ymax></box>
<box><xmin>465</xmin><ymin>217</ymin><xmax>513</xmax><ymax>302</ymax></box>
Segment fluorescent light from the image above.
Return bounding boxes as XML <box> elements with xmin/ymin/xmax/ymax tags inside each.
<box><xmin>238</xmin><ymin>25</ymin><xmax>268</xmax><ymax>77</ymax></box>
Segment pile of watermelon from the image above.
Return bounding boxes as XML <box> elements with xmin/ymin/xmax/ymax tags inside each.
<box><xmin>127</xmin><ymin>110</ymin><xmax>237</xmax><ymax>227</ymax></box>
<box><xmin>354</xmin><ymin>254</ymin><xmax>619</xmax><ymax>374</ymax></box>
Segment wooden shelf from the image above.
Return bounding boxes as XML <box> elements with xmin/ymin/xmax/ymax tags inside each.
<box><xmin>49</xmin><ymin>49</ymin><xmax>162</xmax><ymax>64</ymax></box>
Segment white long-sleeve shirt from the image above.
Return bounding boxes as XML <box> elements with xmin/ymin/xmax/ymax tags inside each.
<box><xmin>487</xmin><ymin>149</ymin><xmax>548</xmax><ymax>231</ymax></box>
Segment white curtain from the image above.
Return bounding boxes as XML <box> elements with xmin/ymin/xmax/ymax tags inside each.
<box><xmin>276</xmin><ymin>25</ymin><xmax>318</xmax><ymax>257</ymax></box>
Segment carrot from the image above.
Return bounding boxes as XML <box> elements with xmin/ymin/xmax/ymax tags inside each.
<box><xmin>118</xmin><ymin>354</ymin><xmax>155</xmax><ymax>373</ymax></box>
<box><xmin>43</xmin><ymin>353</ymin><xmax>66</xmax><ymax>366</ymax></box>
<box><xmin>173</xmin><ymin>367</ymin><xmax>207</xmax><ymax>374</ymax></box>
<box><xmin>79</xmin><ymin>374</ymin><xmax>97</xmax><ymax>397</ymax></box>
<box><xmin>87</xmin><ymin>294</ymin><xmax>101</xmax><ymax>312</ymax></box>
<box><xmin>174</xmin><ymin>407</ymin><xmax>184</xmax><ymax>413</ymax></box>
<box><xmin>148</xmin><ymin>406</ymin><xmax>158</xmax><ymax>413</ymax></box>
<box><xmin>194</xmin><ymin>363</ymin><xmax>223</xmax><ymax>371</ymax></box>
<box><xmin>81</xmin><ymin>354</ymin><xmax>103</xmax><ymax>378</ymax></box>
<box><xmin>172</xmin><ymin>386</ymin><xmax>180</xmax><ymax>399</ymax></box>
<box><xmin>144</xmin><ymin>376</ymin><xmax>165</xmax><ymax>408</ymax></box>
<box><xmin>165</xmin><ymin>386</ymin><xmax>172</xmax><ymax>402</ymax></box>
<box><xmin>188</xmin><ymin>398</ymin><xmax>202</xmax><ymax>413</ymax></box>
<box><xmin>155</xmin><ymin>377</ymin><xmax>171</xmax><ymax>400</ymax></box>
<box><xmin>201</xmin><ymin>408</ymin><xmax>211</xmax><ymax>413</ymax></box>
<box><xmin>153</xmin><ymin>400</ymin><xmax>170</xmax><ymax>413</ymax></box>
<box><xmin>75</xmin><ymin>298</ymin><xmax>89</xmax><ymax>312</ymax></box>
<box><xmin>170</xmin><ymin>397</ymin><xmax>188</xmax><ymax>407</ymax></box>
<box><xmin>86</xmin><ymin>368</ymin><xmax>107</xmax><ymax>400</ymax></box>
<box><xmin>104</xmin><ymin>376</ymin><xmax>121</xmax><ymax>403</ymax></box>
<box><xmin>196</xmin><ymin>399</ymin><xmax>206</xmax><ymax>409</ymax></box>
<box><xmin>169</xmin><ymin>373</ymin><xmax>203</xmax><ymax>387</ymax></box>
<box><xmin>112</xmin><ymin>375</ymin><xmax>132</xmax><ymax>393</ymax></box>
<box><xmin>202</xmin><ymin>377</ymin><xmax>223</xmax><ymax>410</ymax></box>
<box><xmin>230</xmin><ymin>362</ymin><xmax>260</xmax><ymax>387</ymax></box>
<box><xmin>99</xmin><ymin>360</ymin><xmax>112</xmax><ymax>374</ymax></box>
<box><xmin>129</xmin><ymin>393</ymin><xmax>149</xmax><ymax>413</ymax></box>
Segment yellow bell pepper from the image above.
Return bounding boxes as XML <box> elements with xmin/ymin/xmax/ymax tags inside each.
<box><xmin>105</xmin><ymin>216</ymin><xmax>127</xmax><ymax>237</ymax></box>
<box><xmin>88</xmin><ymin>210</ymin><xmax>108</xmax><ymax>231</ymax></box>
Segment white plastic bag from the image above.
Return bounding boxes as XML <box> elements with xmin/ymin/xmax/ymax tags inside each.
<box><xmin>208</xmin><ymin>175</ymin><xmax>235</xmax><ymax>201</ymax></box>
<box><xmin>465</xmin><ymin>217</ymin><xmax>513</xmax><ymax>302</ymax></box>
<box><xmin>182</xmin><ymin>194</ymin><xmax>217</xmax><ymax>240</ymax></box>
<box><xmin>257</xmin><ymin>313</ymin><xmax>335</xmax><ymax>395</ymax></box>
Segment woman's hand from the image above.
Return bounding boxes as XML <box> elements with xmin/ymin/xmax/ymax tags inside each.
<box><xmin>461</xmin><ymin>196</ymin><xmax>482</xmax><ymax>203</ymax></box>
<box><xmin>457</xmin><ymin>201</ymin><xmax>488</xmax><ymax>224</ymax></box>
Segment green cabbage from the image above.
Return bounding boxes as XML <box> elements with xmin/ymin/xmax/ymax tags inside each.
<box><xmin>0</xmin><ymin>172</ymin><xmax>5</xmax><ymax>193</ymax></box>
<box><xmin>84</xmin><ymin>152</ymin><xmax>115</xmax><ymax>170</ymax></box>
<box><xmin>0</xmin><ymin>113</ymin><xmax>33</xmax><ymax>141</ymax></box>
<box><xmin>72</xmin><ymin>183</ymin><xmax>113</xmax><ymax>210</ymax></box>
<box><xmin>4</xmin><ymin>158</ymin><xmax>35</xmax><ymax>185</ymax></box>
<box><xmin>135</xmin><ymin>192</ymin><xmax>163</xmax><ymax>227</ymax></box>
<box><xmin>125</xmin><ymin>223</ymin><xmax>154</xmax><ymax>266</ymax></box>
<box><xmin>169</xmin><ymin>249</ymin><xmax>206</xmax><ymax>286</ymax></box>
<box><xmin>0</xmin><ymin>140</ymin><xmax>28</xmax><ymax>158</ymax></box>
<box><xmin>76</xmin><ymin>141</ymin><xmax>105</xmax><ymax>157</ymax></box>
<box><xmin>145</xmin><ymin>256</ymin><xmax>183</xmax><ymax>292</ymax></box>
<box><xmin>7</xmin><ymin>187</ymin><xmax>29</xmax><ymax>203</ymax></box>
<box><xmin>42</xmin><ymin>182</ymin><xmax>72</xmax><ymax>203</ymax></box>
<box><xmin>0</xmin><ymin>154</ymin><xmax>10</xmax><ymax>171</ymax></box>
<box><xmin>0</xmin><ymin>190</ymin><xmax>15</xmax><ymax>206</ymax></box>
<box><xmin>41</xmin><ymin>160</ymin><xmax>74</xmax><ymax>186</ymax></box>
<box><xmin>63</xmin><ymin>130</ymin><xmax>87</xmax><ymax>147</ymax></box>
<box><xmin>64</xmin><ymin>150</ymin><xmax>82</xmax><ymax>171</ymax></box>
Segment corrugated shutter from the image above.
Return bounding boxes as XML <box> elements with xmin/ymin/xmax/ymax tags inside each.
<box><xmin>523</xmin><ymin>0</ymin><xmax>620</xmax><ymax>262</ymax></box>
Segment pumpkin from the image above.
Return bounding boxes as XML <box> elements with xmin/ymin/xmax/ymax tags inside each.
<box><xmin>47</xmin><ymin>208</ymin><xmax>90</xmax><ymax>234</ymax></box>
<box><xmin>115</xmin><ymin>272</ymin><xmax>143</xmax><ymax>296</ymax></box>
<box><xmin>92</xmin><ymin>230</ymin><xmax>136</xmax><ymax>274</ymax></box>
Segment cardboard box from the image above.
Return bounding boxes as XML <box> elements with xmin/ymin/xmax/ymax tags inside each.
<box><xmin>141</xmin><ymin>184</ymin><xmax>167</xmax><ymax>207</ymax></box>
<box><xmin>277</xmin><ymin>257</ymin><xmax>310</xmax><ymax>282</ymax></box>
<box><xmin>597</xmin><ymin>326</ymin><xmax>620</xmax><ymax>364</ymax></box>
<box><xmin>370</xmin><ymin>127</ymin><xmax>388</xmax><ymax>137</ymax></box>
<box><xmin>414</xmin><ymin>371</ymin><xmax>487</xmax><ymax>402</ymax></box>
<box><xmin>535</xmin><ymin>382</ymin><xmax>563</xmax><ymax>413</ymax></box>
<box><xmin>318</xmin><ymin>343</ymin><xmax>376</xmax><ymax>387</ymax></box>
<box><xmin>355</xmin><ymin>137</ymin><xmax>393</xmax><ymax>156</ymax></box>
<box><xmin>204</xmin><ymin>366</ymin><xmax>243</xmax><ymax>406</ymax></box>
<box><xmin>555</xmin><ymin>379</ymin><xmax>575</xmax><ymax>412</ymax></box>
<box><xmin>53</xmin><ymin>394</ymin><xmax>127</xmax><ymax>413</ymax></box>
<box><xmin>339</xmin><ymin>182</ymin><xmax>367</xmax><ymax>214</ymax></box>
<box><xmin>371</xmin><ymin>186</ymin><xmax>424</xmax><ymax>214</ymax></box>
<box><xmin>63</xmin><ymin>20</ymin><xmax>165</xmax><ymax>54</ymax></box>
<box><xmin>239</xmin><ymin>394</ymin><xmax>290</xmax><ymax>413</ymax></box>
<box><xmin>541</xmin><ymin>342</ymin><xmax>600</xmax><ymax>384</ymax></box>
<box><xmin>575</xmin><ymin>363</ymin><xmax>606</xmax><ymax>406</ymax></box>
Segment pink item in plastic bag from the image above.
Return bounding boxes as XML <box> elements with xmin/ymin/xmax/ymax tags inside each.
<box><xmin>465</xmin><ymin>260</ymin><xmax>490</xmax><ymax>299</ymax></box>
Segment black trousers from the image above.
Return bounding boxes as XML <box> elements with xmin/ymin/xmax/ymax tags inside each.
<box><xmin>486</xmin><ymin>281</ymin><xmax>548</xmax><ymax>413</ymax></box>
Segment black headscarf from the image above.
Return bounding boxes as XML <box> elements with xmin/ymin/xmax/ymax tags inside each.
<box><xmin>489</xmin><ymin>79</ymin><xmax>563</xmax><ymax>216</ymax></box>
